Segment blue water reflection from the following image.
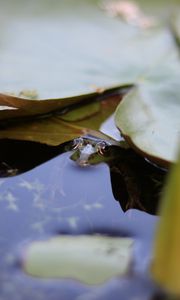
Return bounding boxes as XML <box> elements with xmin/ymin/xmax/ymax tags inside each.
<box><xmin>0</xmin><ymin>152</ymin><xmax>159</xmax><ymax>300</ymax></box>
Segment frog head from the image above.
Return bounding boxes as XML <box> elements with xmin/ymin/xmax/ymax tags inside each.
<box><xmin>69</xmin><ymin>136</ymin><xmax>124</xmax><ymax>167</ymax></box>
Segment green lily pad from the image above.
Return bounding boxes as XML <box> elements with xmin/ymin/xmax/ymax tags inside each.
<box><xmin>0</xmin><ymin>0</ymin><xmax>178</xmax><ymax>101</ymax></box>
<box><xmin>23</xmin><ymin>235</ymin><xmax>133</xmax><ymax>285</ymax></box>
<box><xmin>115</xmin><ymin>59</ymin><xmax>180</xmax><ymax>167</ymax></box>
<box><xmin>152</xmin><ymin>150</ymin><xmax>180</xmax><ymax>295</ymax></box>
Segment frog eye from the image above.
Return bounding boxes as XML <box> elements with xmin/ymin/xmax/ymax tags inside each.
<box><xmin>95</xmin><ymin>141</ymin><xmax>109</xmax><ymax>155</ymax></box>
<box><xmin>71</xmin><ymin>137</ymin><xmax>84</xmax><ymax>150</ymax></box>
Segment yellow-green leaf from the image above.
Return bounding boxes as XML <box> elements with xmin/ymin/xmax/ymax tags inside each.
<box><xmin>0</xmin><ymin>97</ymin><xmax>120</xmax><ymax>146</ymax></box>
<box><xmin>151</xmin><ymin>150</ymin><xmax>180</xmax><ymax>295</ymax></box>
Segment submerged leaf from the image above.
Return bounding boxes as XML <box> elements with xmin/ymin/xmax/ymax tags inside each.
<box><xmin>23</xmin><ymin>235</ymin><xmax>133</xmax><ymax>284</ymax></box>
<box><xmin>151</xmin><ymin>151</ymin><xmax>180</xmax><ymax>295</ymax></box>
<box><xmin>0</xmin><ymin>96</ymin><xmax>120</xmax><ymax>146</ymax></box>
<box><xmin>60</xmin><ymin>101</ymin><xmax>100</xmax><ymax>122</ymax></box>
<box><xmin>0</xmin><ymin>89</ymin><xmax>115</xmax><ymax>121</ymax></box>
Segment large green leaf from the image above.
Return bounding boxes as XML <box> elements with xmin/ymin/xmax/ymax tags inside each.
<box><xmin>115</xmin><ymin>59</ymin><xmax>180</xmax><ymax>167</ymax></box>
<box><xmin>151</xmin><ymin>150</ymin><xmax>180</xmax><ymax>295</ymax></box>
<box><xmin>24</xmin><ymin>235</ymin><xmax>133</xmax><ymax>284</ymax></box>
<box><xmin>0</xmin><ymin>0</ymin><xmax>178</xmax><ymax>101</ymax></box>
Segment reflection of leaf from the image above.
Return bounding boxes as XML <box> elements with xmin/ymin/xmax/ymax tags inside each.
<box><xmin>24</xmin><ymin>235</ymin><xmax>133</xmax><ymax>284</ymax></box>
<box><xmin>151</xmin><ymin>151</ymin><xmax>180</xmax><ymax>295</ymax></box>
<box><xmin>109</xmin><ymin>148</ymin><xmax>166</xmax><ymax>214</ymax></box>
<box><xmin>115</xmin><ymin>60</ymin><xmax>180</xmax><ymax>167</ymax></box>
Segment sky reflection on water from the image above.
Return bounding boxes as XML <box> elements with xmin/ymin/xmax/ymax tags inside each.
<box><xmin>0</xmin><ymin>152</ymin><xmax>158</xmax><ymax>300</ymax></box>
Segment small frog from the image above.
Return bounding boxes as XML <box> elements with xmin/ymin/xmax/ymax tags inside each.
<box><xmin>69</xmin><ymin>135</ymin><xmax>126</xmax><ymax>167</ymax></box>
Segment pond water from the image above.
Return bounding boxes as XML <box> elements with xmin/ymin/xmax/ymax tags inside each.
<box><xmin>0</xmin><ymin>140</ymin><xmax>166</xmax><ymax>300</ymax></box>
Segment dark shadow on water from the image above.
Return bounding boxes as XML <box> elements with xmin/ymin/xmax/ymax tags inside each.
<box><xmin>0</xmin><ymin>139</ymin><xmax>68</xmax><ymax>177</ymax></box>
<box><xmin>108</xmin><ymin>148</ymin><xmax>167</xmax><ymax>215</ymax></box>
<box><xmin>0</xmin><ymin>139</ymin><xmax>167</xmax><ymax>215</ymax></box>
